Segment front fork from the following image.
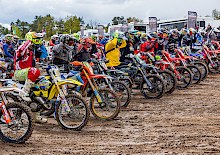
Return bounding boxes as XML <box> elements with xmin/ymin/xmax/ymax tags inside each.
<box><xmin>1</xmin><ymin>92</ymin><xmax>14</xmax><ymax>125</ymax></box>
<box><xmin>83</xmin><ymin>70</ymin><xmax>103</xmax><ymax>103</ymax></box>
<box><xmin>140</xmin><ymin>68</ymin><xmax>153</xmax><ymax>89</ymax></box>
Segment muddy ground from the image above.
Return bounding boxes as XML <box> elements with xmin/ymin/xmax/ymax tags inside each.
<box><xmin>1</xmin><ymin>73</ymin><xmax>220</xmax><ymax>154</ymax></box>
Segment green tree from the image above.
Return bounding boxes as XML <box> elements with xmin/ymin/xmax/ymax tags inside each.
<box><xmin>20</xmin><ymin>21</ymin><xmax>29</xmax><ymax>38</ymax></box>
<box><xmin>112</xmin><ymin>16</ymin><xmax>125</xmax><ymax>25</ymax></box>
<box><xmin>11</xmin><ymin>25</ymin><xmax>22</xmax><ymax>38</ymax></box>
<box><xmin>55</xmin><ymin>19</ymin><xmax>65</xmax><ymax>34</ymax></box>
<box><xmin>104</xmin><ymin>23</ymin><xmax>110</xmax><ymax>33</ymax></box>
<box><xmin>64</xmin><ymin>16</ymin><xmax>81</xmax><ymax>34</ymax></box>
<box><xmin>212</xmin><ymin>9</ymin><xmax>220</xmax><ymax>20</ymax></box>
<box><xmin>126</xmin><ymin>17</ymin><xmax>143</xmax><ymax>23</ymax></box>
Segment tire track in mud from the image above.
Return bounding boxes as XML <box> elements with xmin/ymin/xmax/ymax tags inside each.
<box><xmin>0</xmin><ymin>74</ymin><xmax>220</xmax><ymax>154</ymax></box>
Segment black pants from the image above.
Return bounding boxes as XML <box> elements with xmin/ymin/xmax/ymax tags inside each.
<box><xmin>53</xmin><ymin>57</ymin><xmax>69</xmax><ymax>72</ymax></box>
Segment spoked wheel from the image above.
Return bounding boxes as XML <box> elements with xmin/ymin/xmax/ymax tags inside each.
<box><xmin>207</xmin><ymin>58</ymin><xmax>220</xmax><ymax>74</ymax></box>
<box><xmin>0</xmin><ymin>68</ymin><xmax>5</xmax><ymax>79</ymax></box>
<box><xmin>40</xmin><ymin>102</ymin><xmax>55</xmax><ymax>117</ymax></box>
<box><xmin>119</xmin><ymin>78</ymin><xmax>133</xmax><ymax>89</ymax></box>
<box><xmin>140</xmin><ymin>74</ymin><xmax>165</xmax><ymax>99</ymax></box>
<box><xmin>158</xmin><ymin>70</ymin><xmax>177</xmax><ymax>94</ymax></box>
<box><xmin>90</xmin><ymin>88</ymin><xmax>120</xmax><ymax>120</ymax></box>
<box><xmin>96</xmin><ymin>79</ymin><xmax>131</xmax><ymax>107</ymax></box>
<box><xmin>56</xmin><ymin>94</ymin><xmax>90</xmax><ymax>130</ymax></box>
<box><xmin>187</xmin><ymin>65</ymin><xmax>202</xmax><ymax>84</ymax></box>
<box><xmin>0</xmin><ymin>102</ymin><xmax>34</xmax><ymax>143</ymax></box>
<box><xmin>194</xmin><ymin>61</ymin><xmax>208</xmax><ymax>80</ymax></box>
<box><xmin>111</xmin><ymin>81</ymin><xmax>131</xmax><ymax>107</ymax></box>
<box><xmin>175</xmin><ymin>66</ymin><xmax>193</xmax><ymax>88</ymax></box>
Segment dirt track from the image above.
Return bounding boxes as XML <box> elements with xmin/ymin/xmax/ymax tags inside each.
<box><xmin>1</xmin><ymin>74</ymin><xmax>220</xmax><ymax>154</ymax></box>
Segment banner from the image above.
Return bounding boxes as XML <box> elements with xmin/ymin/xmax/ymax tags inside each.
<box><xmin>188</xmin><ymin>11</ymin><xmax>197</xmax><ymax>29</ymax></box>
<box><xmin>80</xmin><ymin>26</ymin><xmax>85</xmax><ymax>38</ymax></box>
<box><xmin>98</xmin><ymin>25</ymin><xmax>104</xmax><ymax>36</ymax></box>
<box><xmin>149</xmin><ymin>17</ymin><xmax>157</xmax><ymax>33</ymax></box>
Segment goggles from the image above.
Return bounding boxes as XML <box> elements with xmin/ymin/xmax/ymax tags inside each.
<box><xmin>32</xmin><ymin>38</ymin><xmax>41</xmax><ymax>45</ymax></box>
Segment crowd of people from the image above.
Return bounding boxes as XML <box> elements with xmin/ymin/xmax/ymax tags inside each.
<box><xmin>0</xmin><ymin>24</ymin><xmax>220</xmax><ymax>123</ymax></box>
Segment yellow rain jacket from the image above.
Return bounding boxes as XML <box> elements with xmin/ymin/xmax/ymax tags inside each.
<box><xmin>105</xmin><ymin>38</ymin><xmax>126</xmax><ymax>67</ymax></box>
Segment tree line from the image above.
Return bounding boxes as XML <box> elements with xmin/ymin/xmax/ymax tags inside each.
<box><xmin>0</xmin><ymin>14</ymin><xmax>144</xmax><ymax>40</ymax></box>
<box><xmin>8</xmin><ymin>14</ymin><xmax>83</xmax><ymax>39</ymax></box>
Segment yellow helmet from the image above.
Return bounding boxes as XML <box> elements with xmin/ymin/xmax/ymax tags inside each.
<box><xmin>25</xmin><ymin>32</ymin><xmax>41</xmax><ymax>45</ymax></box>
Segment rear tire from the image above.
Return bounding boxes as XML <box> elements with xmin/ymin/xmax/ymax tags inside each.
<box><xmin>207</xmin><ymin>58</ymin><xmax>220</xmax><ymax>74</ymax></box>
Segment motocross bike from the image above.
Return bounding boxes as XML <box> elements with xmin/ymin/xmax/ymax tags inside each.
<box><xmin>0</xmin><ymin>81</ymin><xmax>34</xmax><ymax>143</ymax></box>
<box><xmin>112</xmin><ymin>54</ymin><xmax>165</xmax><ymax>99</ymax></box>
<box><xmin>5</xmin><ymin>65</ymin><xmax>89</xmax><ymax>131</ymax></box>
<box><xmin>178</xmin><ymin>46</ymin><xmax>209</xmax><ymax>80</ymax></box>
<box><xmin>140</xmin><ymin>52</ymin><xmax>177</xmax><ymax>94</ymax></box>
<box><xmin>70</xmin><ymin>61</ymin><xmax>121</xmax><ymax>120</ymax></box>
<box><xmin>170</xmin><ymin>49</ymin><xmax>202</xmax><ymax>84</ymax></box>
<box><xmin>202</xmin><ymin>44</ymin><xmax>220</xmax><ymax>73</ymax></box>
<box><xmin>185</xmin><ymin>45</ymin><xmax>220</xmax><ymax>74</ymax></box>
<box><xmin>90</xmin><ymin>57</ymin><xmax>131</xmax><ymax>107</ymax></box>
<box><xmin>155</xmin><ymin>51</ymin><xmax>193</xmax><ymax>88</ymax></box>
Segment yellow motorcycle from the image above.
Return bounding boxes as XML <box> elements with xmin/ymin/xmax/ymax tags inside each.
<box><xmin>5</xmin><ymin>65</ymin><xmax>90</xmax><ymax>130</ymax></box>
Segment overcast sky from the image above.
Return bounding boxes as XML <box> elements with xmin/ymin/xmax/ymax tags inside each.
<box><xmin>0</xmin><ymin>0</ymin><xmax>219</xmax><ymax>28</ymax></box>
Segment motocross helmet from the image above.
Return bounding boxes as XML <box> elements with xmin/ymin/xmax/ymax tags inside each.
<box><xmin>4</xmin><ymin>34</ymin><xmax>13</xmax><ymax>44</ymax></box>
<box><xmin>180</xmin><ymin>28</ymin><xmax>187</xmax><ymax>35</ymax></box>
<box><xmin>25</xmin><ymin>32</ymin><xmax>42</xmax><ymax>45</ymax></box>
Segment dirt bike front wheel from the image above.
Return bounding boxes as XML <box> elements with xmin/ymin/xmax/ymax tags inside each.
<box><xmin>0</xmin><ymin>102</ymin><xmax>34</xmax><ymax>143</ymax></box>
<box><xmin>90</xmin><ymin>88</ymin><xmax>120</xmax><ymax>120</ymax></box>
<box><xmin>187</xmin><ymin>65</ymin><xmax>202</xmax><ymax>84</ymax></box>
<box><xmin>175</xmin><ymin>66</ymin><xmax>193</xmax><ymax>88</ymax></box>
<box><xmin>207</xmin><ymin>58</ymin><xmax>220</xmax><ymax>74</ymax></box>
<box><xmin>158</xmin><ymin>70</ymin><xmax>177</xmax><ymax>94</ymax></box>
<box><xmin>140</xmin><ymin>74</ymin><xmax>165</xmax><ymax>99</ymax></box>
<box><xmin>56</xmin><ymin>94</ymin><xmax>90</xmax><ymax>130</ymax></box>
<box><xmin>111</xmin><ymin>81</ymin><xmax>131</xmax><ymax>108</ymax></box>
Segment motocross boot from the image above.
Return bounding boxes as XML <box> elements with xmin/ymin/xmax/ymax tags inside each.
<box><xmin>19</xmin><ymin>79</ymin><xmax>33</xmax><ymax>102</ymax></box>
<box><xmin>33</xmin><ymin>112</ymin><xmax>48</xmax><ymax>123</ymax></box>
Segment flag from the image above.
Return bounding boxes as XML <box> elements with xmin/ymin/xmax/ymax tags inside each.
<box><xmin>42</xmin><ymin>30</ymin><xmax>46</xmax><ymax>34</ymax></box>
<box><xmin>13</xmin><ymin>29</ymin><xmax>16</xmax><ymax>35</ymax></box>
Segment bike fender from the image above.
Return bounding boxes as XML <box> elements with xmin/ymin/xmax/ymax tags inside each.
<box><xmin>57</xmin><ymin>78</ymin><xmax>84</xmax><ymax>86</ymax></box>
<box><xmin>0</xmin><ymin>87</ymin><xmax>25</xmax><ymax>94</ymax></box>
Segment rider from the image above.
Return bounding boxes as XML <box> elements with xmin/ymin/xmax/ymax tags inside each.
<box><xmin>181</xmin><ymin>28</ymin><xmax>197</xmax><ymax>49</ymax></box>
<box><xmin>167</xmin><ymin>29</ymin><xmax>180</xmax><ymax>52</ymax></box>
<box><xmin>53</xmin><ymin>34</ymin><xmax>74</xmax><ymax>72</ymax></box>
<box><xmin>73</xmin><ymin>33</ymin><xmax>80</xmax><ymax>41</ymax></box>
<box><xmin>105</xmin><ymin>34</ymin><xmax>127</xmax><ymax>67</ymax></box>
<box><xmin>12</xmin><ymin>35</ymin><xmax>20</xmax><ymax>50</ymax></box>
<box><xmin>140</xmin><ymin>34</ymin><xmax>155</xmax><ymax>55</ymax></box>
<box><xmin>14</xmin><ymin>32</ymin><xmax>47</xmax><ymax>123</ymax></box>
<box><xmin>3</xmin><ymin>34</ymin><xmax>15</xmax><ymax>59</ymax></box>
<box><xmin>72</xmin><ymin>37</ymin><xmax>93</xmax><ymax>61</ymax></box>
<box><xmin>49</xmin><ymin>35</ymin><xmax>60</xmax><ymax>46</ymax></box>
